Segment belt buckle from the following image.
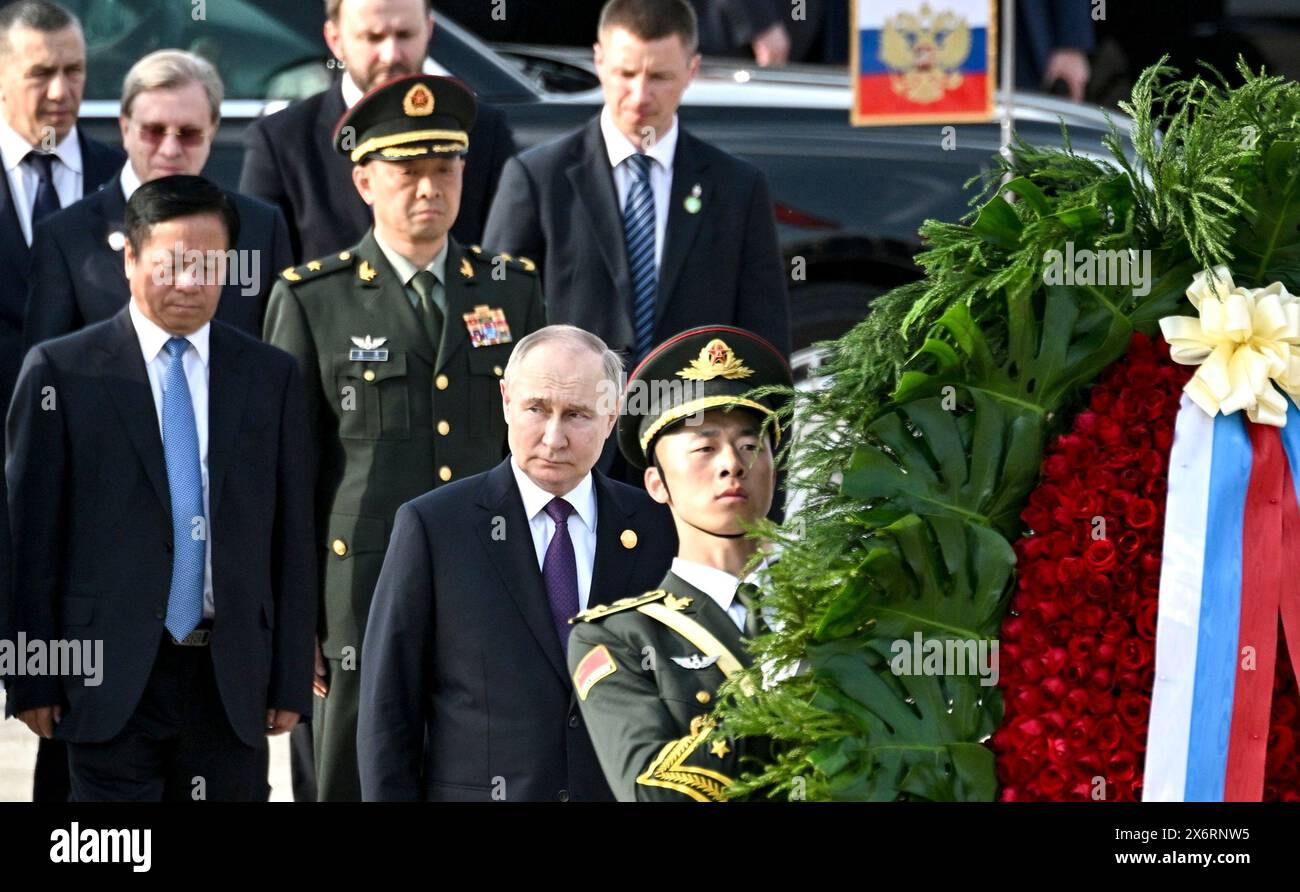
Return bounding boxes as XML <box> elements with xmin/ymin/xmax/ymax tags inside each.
<box><xmin>172</xmin><ymin>628</ymin><xmax>211</xmax><ymax>647</ymax></box>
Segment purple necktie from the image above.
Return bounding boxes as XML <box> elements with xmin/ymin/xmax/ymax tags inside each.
<box><xmin>542</xmin><ymin>497</ymin><xmax>579</xmax><ymax>651</ymax></box>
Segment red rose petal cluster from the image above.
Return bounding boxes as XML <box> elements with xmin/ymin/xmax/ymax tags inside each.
<box><xmin>992</xmin><ymin>332</ymin><xmax>1300</xmax><ymax>801</ymax></box>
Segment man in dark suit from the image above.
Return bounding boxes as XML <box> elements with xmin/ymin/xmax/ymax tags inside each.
<box><xmin>24</xmin><ymin>49</ymin><xmax>291</xmax><ymax>349</ymax></box>
<box><xmin>358</xmin><ymin>325</ymin><xmax>677</xmax><ymax>801</ymax></box>
<box><xmin>239</xmin><ymin>0</ymin><xmax>515</xmax><ymax>264</ymax></box>
<box><xmin>0</xmin><ymin>0</ymin><xmax>122</xmax><ymax>414</ymax></box>
<box><xmin>482</xmin><ymin>0</ymin><xmax>791</xmax><ymax>366</ymax></box>
<box><xmin>265</xmin><ymin>74</ymin><xmax>543</xmax><ymax>801</ymax></box>
<box><xmin>0</xmin><ymin>0</ymin><xmax>122</xmax><ymax>803</ymax></box>
<box><xmin>4</xmin><ymin>175</ymin><xmax>317</xmax><ymax>801</ymax></box>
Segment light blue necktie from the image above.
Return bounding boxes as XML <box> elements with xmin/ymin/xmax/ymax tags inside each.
<box><xmin>622</xmin><ymin>153</ymin><xmax>657</xmax><ymax>360</ymax></box>
<box><xmin>161</xmin><ymin>337</ymin><xmax>205</xmax><ymax>641</ymax></box>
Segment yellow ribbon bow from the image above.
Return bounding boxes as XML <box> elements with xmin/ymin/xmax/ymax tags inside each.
<box><xmin>1159</xmin><ymin>266</ymin><xmax>1300</xmax><ymax>428</ymax></box>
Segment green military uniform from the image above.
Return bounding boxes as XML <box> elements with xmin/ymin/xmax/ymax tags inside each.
<box><xmin>263</xmin><ymin>75</ymin><xmax>544</xmax><ymax>800</ymax></box>
<box><xmin>567</xmin><ymin>325</ymin><xmax>791</xmax><ymax>801</ymax></box>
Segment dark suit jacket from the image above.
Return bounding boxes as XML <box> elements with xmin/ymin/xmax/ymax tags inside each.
<box><xmin>482</xmin><ymin>116</ymin><xmax>791</xmax><ymax>358</ymax></box>
<box><xmin>23</xmin><ymin>174</ymin><xmax>291</xmax><ymax>349</ymax></box>
<box><xmin>1015</xmin><ymin>0</ymin><xmax>1098</xmax><ymax>88</ymax></box>
<box><xmin>4</xmin><ymin>308</ymin><xmax>317</xmax><ymax>746</ymax></box>
<box><xmin>239</xmin><ymin>82</ymin><xmax>515</xmax><ymax>263</ymax></box>
<box><xmin>0</xmin><ymin>129</ymin><xmax>122</xmax><ymax>413</ymax></box>
<box><xmin>357</xmin><ymin>458</ymin><xmax>677</xmax><ymax>801</ymax></box>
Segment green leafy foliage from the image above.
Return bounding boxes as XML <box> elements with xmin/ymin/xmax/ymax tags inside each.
<box><xmin>717</xmin><ymin>59</ymin><xmax>1300</xmax><ymax>801</ymax></box>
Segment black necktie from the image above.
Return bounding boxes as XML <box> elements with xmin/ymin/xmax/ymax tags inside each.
<box><xmin>734</xmin><ymin>582</ymin><xmax>763</xmax><ymax>638</ymax></box>
<box><xmin>25</xmin><ymin>151</ymin><xmax>61</xmax><ymax>226</ymax></box>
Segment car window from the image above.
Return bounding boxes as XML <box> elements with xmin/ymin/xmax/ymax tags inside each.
<box><xmin>51</xmin><ymin>0</ymin><xmax>327</xmax><ymax>100</ymax></box>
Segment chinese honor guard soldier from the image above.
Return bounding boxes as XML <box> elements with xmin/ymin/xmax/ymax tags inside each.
<box><xmin>263</xmin><ymin>74</ymin><xmax>544</xmax><ymax>801</ymax></box>
<box><xmin>567</xmin><ymin>325</ymin><xmax>790</xmax><ymax>801</ymax></box>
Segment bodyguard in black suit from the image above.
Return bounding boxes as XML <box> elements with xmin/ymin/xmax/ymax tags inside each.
<box><xmin>0</xmin><ymin>1</ymin><xmax>122</xmax><ymax>415</ymax></box>
<box><xmin>4</xmin><ymin>176</ymin><xmax>317</xmax><ymax>801</ymax></box>
<box><xmin>24</xmin><ymin>49</ymin><xmax>290</xmax><ymax>349</ymax></box>
<box><xmin>358</xmin><ymin>326</ymin><xmax>677</xmax><ymax>801</ymax></box>
<box><xmin>239</xmin><ymin>0</ymin><xmax>515</xmax><ymax>263</ymax></box>
<box><xmin>482</xmin><ymin>0</ymin><xmax>791</xmax><ymax>363</ymax></box>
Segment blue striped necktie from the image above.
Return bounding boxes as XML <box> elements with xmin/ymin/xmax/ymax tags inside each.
<box><xmin>161</xmin><ymin>337</ymin><xmax>206</xmax><ymax>640</ymax></box>
<box><xmin>622</xmin><ymin>153</ymin><xmax>657</xmax><ymax>360</ymax></box>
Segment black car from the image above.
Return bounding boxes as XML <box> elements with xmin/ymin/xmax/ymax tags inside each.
<box><xmin>57</xmin><ymin>0</ymin><xmax>1128</xmax><ymax>375</ymax></box>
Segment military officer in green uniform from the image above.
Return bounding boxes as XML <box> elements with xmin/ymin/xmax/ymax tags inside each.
<box><xmin>567</xmin><ymin>325</ymin><xmax>790</xmax><ymax>801</ymax></box>
<box><xmin>263</xmin><ymin>74</ymin><xmax>544</xmax><ymax>800</ymax></box>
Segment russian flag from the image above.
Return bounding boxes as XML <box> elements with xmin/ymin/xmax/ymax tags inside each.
<box><xmin>1144</xmin><ymin>395</ymin><xmax>1300</xmax><ymax>800</ymax></box>
<box><xmin>852</xmin><ymin>0</ymin><xmax>996</xmax><ymax>125</ymax></box>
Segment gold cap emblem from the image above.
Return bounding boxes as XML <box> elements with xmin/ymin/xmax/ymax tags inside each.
<box><xmin>403</xmin><ymin>83</ymin><xmax>435</xmax><ymax>117</ymax></box>
<box><xmin>677</xmin><ymin>339</ymin><xmax>754</xmax><ymax>381</ymax></box>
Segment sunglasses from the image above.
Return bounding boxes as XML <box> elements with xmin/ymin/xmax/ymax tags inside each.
<box><xmin>134</xmin><ymin>123</ymin><xmax>207</xmax><ymax>147</ymax></box>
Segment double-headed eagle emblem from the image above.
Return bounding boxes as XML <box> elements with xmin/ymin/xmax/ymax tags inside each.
<box><xmin>878</xmin><ymin>3</ymin><xmax>972</xmax><ymax>104</ymax></box>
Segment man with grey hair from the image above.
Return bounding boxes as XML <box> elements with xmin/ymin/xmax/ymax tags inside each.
<box><xmin>24</xmin><ymin>48</ymin><xmax>291</xmax><ymax>347</ymax></box>
<box><xmin>358</xmin><ymin>323</ymin><xmax>676</xmax><ymax>801</ymax></box>
<box><xmin>0</xmin><ymin>0</ymin><xmax>122</xmax><ymax>805</ymax></box>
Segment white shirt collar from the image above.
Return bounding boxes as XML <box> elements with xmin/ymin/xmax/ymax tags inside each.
<box><xmin>600</xmin><ymin>106</ymin><xmax>678</xmax><ymax>173</ymax></box>
<box><xmin>341</xmin><ymin>58</ymin><xmax>452</xmax><ymax>109</ymax></box>
<box><xmin>510</xmin><ymin>457</ymin><xmax>596</xmax><ymax>533</ymax></box>
<box><xmin>120</xmin><ymin>160</ymin><xmax>142</xmax><ymax>201</ymax></box>
<box><xmin>372</xmin><ymin>230</ymin><xmax>449</xmax><ymax>287</ymax></box>
<box><xmin>128</xmin><ymin>299</ymin><xmax>211</xmax><ymax>367</ymax></box>
<box><xmin>0</xmin><ymin>115</ymin><xmax>82</xmax><ymax>175</ymax></box>
<box><xmin>671</xmin><ymin>555</ymin><xmax>772</xmax><ymax>613</ymax></box>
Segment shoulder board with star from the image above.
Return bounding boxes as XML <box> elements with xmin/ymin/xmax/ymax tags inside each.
<box><xmin>571</xmin><ymin>589</ymin><xmax>670</xmax><ymax>623</ymax></box>
<box><xmin>279</xmin><ymin>249</ymin><xmax>357</xmax><ymax>285</ymax></box>
<box><xmin>467</xmin><ymin>245</ymin><xmax>538</xmax><ymax>275</ymax></box>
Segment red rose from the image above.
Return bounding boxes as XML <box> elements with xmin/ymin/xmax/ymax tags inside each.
<box><xmin>1115</xmin><ymin>531</ymin><xmax>1143</xmax><ymax>555</ymax></box>
<box><xmin>1095</xmin><ymin>716</ymin><xmax>1123</xmax><ymax>750</ymax></box>
<box><xmin>1113</xmin><ymin>566</ymin><xmax>1138</xmax><ymax>590</ymax></box>
<box><xmin>1074</xmin><ymin>411</ymin><xmax>1099</xmax><ymax>435</ymax></box>
<box><xmin>1090</xmin><ymin>690</ymin><xmax>1115</xmax><ymax>713</ymax></box>
<box><xmin>1062</xmin><ymin>688</ymin><xmax>1091</xmax><ymax>719</ymax></box>
<box><xmin>1043</xmin><ymin>453</ymin><xmax>1071</xmax><ymax>480</ymax></box>
<box><xmin>1118</xmin><ymin>468</ymin><xmax>1143</xmax><ymax>490</ymax></box>
<box><xmin>1135</xmin><ymin>599</ymin><xmax>1159</xmax><ymax>640</ymax></box>
<box><xmin>1086</xmin><ymin>573</ymin><xmax>1114</xmax><ymax>601</ymax></box>
<box><xmin>1123</xmin><ymin>425</ymin><xmax>1151</xmax><ymax>449</ymax></box>
<box><xmin>1118</xmin><ymin>692</ymin><xmax>1151</xmax><ymax>728</ymax></box>
<box><xmin>1086</xmin><ymin>539</ymin><xmax>1118</xmax><ymax>572</ymax></box>
<box><xmin>1126</xmin><ymin>498</ymin><xmax>1158</xmax><ymax>528</ymax></box>
<box><xmin>1139</xmin><ymin>449</ymin><xmax>1165</xmax><ymax>476</ymax></box>
<box><xmin>1101</xmin><ymin>617</ymin><xmax>1131</xmax><ymax>642</ymax></box>
<box><xmin>1108</xmin><ymin>750</ymin><xmax>1138</xmax><ymax>782</ymax></box>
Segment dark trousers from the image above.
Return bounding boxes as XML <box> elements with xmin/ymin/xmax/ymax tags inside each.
<box><xmin>313</xmin><ymin>656</ymin><xmax>362</xmax><ymax>801</ymax></box>
<box><xmin>65</xmin><ymin>637</ymin><xmax>263</xmax><ymax>802</ymax></box>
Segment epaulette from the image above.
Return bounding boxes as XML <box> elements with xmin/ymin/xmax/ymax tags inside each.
<box><xmin>571</xmin><ymin>589</ymin><xmax>669</xmax><ymax>623</ymax></box>
<box><xmin>279</xmin><ymin>249</ymin><xmax>357</xmax><ymax>284</ymax></box>
<box><xmin>467</xmin><ymin>244</ymin><xmax>537</xmax><ymax>274</ymax></box>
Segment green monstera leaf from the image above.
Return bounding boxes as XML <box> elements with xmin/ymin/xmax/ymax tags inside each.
<box><xmin>806</xmin><ymin>637</ymin><xmax>999</xmax><ymax>802</ymax></box>
<box><xmin>1232</xmin><ymin>140</ymin><xmax>1300</xmax><ymax>290</ymax></box>
<box><xmin>840</xmin><ymin>390</ymin><xmax>1043</xmax><ymax>538</ymax></box>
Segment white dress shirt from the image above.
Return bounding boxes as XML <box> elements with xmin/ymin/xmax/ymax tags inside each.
<box><xmin>340</xmin><ymin>58</ymin><xmax>452</xmax><ymax>109</ymax></box>
<box><xmin>129</xmin><ymin>300</ymin><xmax>215</xmax><ymax>619</ymax></box>
<box><xmin>0</xmin><ymin>116</ymin><xmax>84</xmax><ymax>245</ymax></box>
<box><xmin>601</xmin><ymin>106</ymin><xmax>678</xmax><ymax>272</ymax></box>
<box><xmin>510</xmin><ymin>459</ymin><xmax>598</xmax><ymax>612</ymax></box>
<box><xmin>119</xmin><ymin>160</ymin><xmax>142</xmax><ymax>201</ymax></box>
<box><xmin>670</xmin><ymin>555</ymin><xmax>773</xmax><ymax>634</ymax></box>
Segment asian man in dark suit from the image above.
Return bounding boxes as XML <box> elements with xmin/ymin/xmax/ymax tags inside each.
<box><xmin>0</xmin><ymin>0</ymin><xmax>122</xmax><ymax>415</ymax></box>
<box><xmin>24</xmin><ymin>50</ymin><xmax>291</xmax><ymax>350</ymax></box>
<box><xmin>358</xmin><ymin>325</ymin><xmax>677</xmax><ymax>801</ymax></box>
<box><xmin>481</xmin><ymin>0</ymin><xmax>791</xmax><ymax>365</ymax></box>
<box><xmin>0</xmin><ymin>0</ymin><xmax>122</xmax><ymax>803</ymax></box>
<box><xmin>4</xmin><ymin>175</ymin><xmax>317</xmax><ymax>801</ymax></box>
<box><xmin>238</xmin><ymin>0</ymin><xmax>515</xmax><ymax>264</ymax></box>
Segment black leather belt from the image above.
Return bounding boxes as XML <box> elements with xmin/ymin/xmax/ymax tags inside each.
<box><xmin>168</xmin><ymin>620</ymin><xmax>213</xmax><ymax>647</ymax></box>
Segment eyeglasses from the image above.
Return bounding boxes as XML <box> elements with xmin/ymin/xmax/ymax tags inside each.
<box><xmin>134</xmin><ymin>123</ymin><xmax>208</xmax><ymax>147</ymax></box>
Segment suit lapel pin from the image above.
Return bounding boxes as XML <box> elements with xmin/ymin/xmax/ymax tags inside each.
<box><xmin>683</xmin><ymin>183</ymin><xmax>702</xmax><ymax>215</ymax></box>
<box><xmin>620</xmin><ymin>529</ymin><xmax>637</xmax><ymax>549</ymax></box>
<box><xmin>358</xmin><ymin>260</ymin><xmax>378</xmax><ymax>282</ymax></box>
<box><xmin>460</xmin><ymin>257</ymin><xmax>474</xmax><ymax>279</ymax></box>
<box><xmin>107</xmin><ymin>230</ymin><xmax>126</xmax><ymax>251</ymax></box>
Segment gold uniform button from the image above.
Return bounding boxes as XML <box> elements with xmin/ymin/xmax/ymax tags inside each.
<box><xmin>338</xmin><ymin>251</ymin><xmax>351</xmax><ymax>261</ymax></box>
<box><xmin>439</xmin><ymin>466</ymin><xmax>452</xmax><ymax>482</ymax></box>
<box><xmin>620</xmin><ymin>529</ymin><xmax>638</xmax><ymax>549</ymax></box>
<box><xmin>362</xmin><ymin>369</ymin><xmax>376</xmax><ymax>382</ymax></box>
<box><xmin>435</xmin><ymin>374</ymin><xmax>449</xmax><ymax>391</ymax></box>
<box><xmin>437</xmin><ymin>420</ymin><xmax>450</xmax><ymax>436</ymax></box>
<box><xmin>493</xmin><ymin>365</ymin><xmax>503</xmax><ymax>377</ymax></box>
<box><xmin>332</xmin><ymin>539</ymin><xmax>348</xmax><ymax>557</ymax></box>
<box><xmin>696</xmin><ymin>691</ymin><xmax>711</xmax><ymax>705</ymax></box>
